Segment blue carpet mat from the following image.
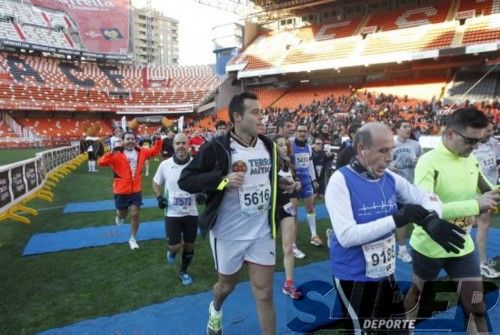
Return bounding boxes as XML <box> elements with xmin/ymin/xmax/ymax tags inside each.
<box><xmin>63</xmin><ymin>199</ymin><xmax>330</xmax><ymax>222</ymax></box>
<box><xmin>23</xmin><ymin>221</ymin><xmax>165</xmax><ymax>256</ymax></box>
<box><xmin>24</xmin><ymin>205</ymin><xmax>329</xmax><ymax>256</ymax></box>
<box><xmin>39</xmin><ymin>254</ymin><xmax>500</xmax><ymax>335</ymax></box>
<box><xmin>63</xmin><ymin>198</ymin><xmax>158</xmax><ymax>213</ymax></box>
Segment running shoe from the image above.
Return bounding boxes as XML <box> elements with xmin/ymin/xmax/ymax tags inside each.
<box><xmin>128</xmin><ymin>237</ymin><xmax>139</xmax><ymax>250</ymax></box>
<box><xmin>166</xmin><ymin>250</ymin><xmax>176</xmax><ymax>265</ymax></box>
<box><xmin>115</xmin><ymin>216</ymin><xmax>124</xmax><ymax>226</ymax></box>
<box><xmin>397</xmin><ymin>248</ymin><xmax>412</xmax><ymax>263</ymax></box>
<box><xmin>207</xmin><ymin>301</ymin><xmax>223</xmax><ymax>335</ymax></box>
<box><xmin>282</xmin><ymin>283</ymin><xmax>303</xmax><ymax>299</ymax></box>
<box><xmin>310</xmin><ymin>235</ymin><xmax>324</xmax><ymax>246</ymax></box>
<box><xmin>481</xmin><ymin>259</ymin><xmax>500</xmax><ymax>278</ymax></box>
<box><xmin>179</xmin><ymin>272</ymin><xmax>193</xmax><ymax>285</ymax></box>
<box><xmin>292</xmin><ymin>244</ymin><xmax>305</xmax><ymax>259</ymax></box>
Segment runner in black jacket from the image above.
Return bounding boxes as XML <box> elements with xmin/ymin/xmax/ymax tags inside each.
<box><xmin>178</xmin><ymin>92</ymin><xmax>282</xmax><ymax>335</ymax></box>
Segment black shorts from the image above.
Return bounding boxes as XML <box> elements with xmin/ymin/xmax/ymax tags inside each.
<box><xmin>334</xmin><ymin>275</ymin><xmax>409</xmax><ymax>334</ymax></box>
<box><xmin>165</xmin><ymin>216</ymin><xmax>198</xmax><ymax>245</ymax></box>
<box><xmin>277</xmin><ymin>192</ymin><xmax>295</xmax><ymax>223</ymax></box>
<box><xmin>411</xmin><ymin>248</ymin><xmax>480</xmax><ymax>280</ymax></box>
<box><xmin>88</xmin><ymin>151</ymin><xmax>97</xmax><ymax>160</ymax></box>
<box><xmin>114</xmin><ymin>192</ymin><xmax>142</xmax><ymax>210</ymax></box>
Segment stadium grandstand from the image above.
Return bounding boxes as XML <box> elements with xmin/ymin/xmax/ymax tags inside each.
<box><xmin>1</xmin><ymin>0</ymin><xmax>500</xmax><ymax>334</ymax></box>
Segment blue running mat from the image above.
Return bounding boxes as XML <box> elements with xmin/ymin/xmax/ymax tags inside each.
<box><xmin>63</xmin><ymin>199</ymin><xmax>330</xmax><ymax>221</ymax></box>
<box><xmin>63</xmin><ymin>198</ymin><xmax>157</xmax><ymax>213</ymax></box>
<box><xmin>23</xmin><ymin>221</ymin><xmax>165</xmax><ymax>256</ymax></box>
<box><xmin>24</xmin><ymin>205</ymin><xmax>328</xmax><ymax>256</ymax></box>
<box><xmin>39</xmin><ymin>257</ymin><xmax>499</xmax><ymax>335</ymax></box>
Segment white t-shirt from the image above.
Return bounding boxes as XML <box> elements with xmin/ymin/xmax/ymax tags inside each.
<box><xmin>124</xmin><ymin>149</ymin><xmax>138</xmax><ymax>177</ymax></box>
<box><xmin>153</xmin><ymin>157</ymin><xmax>198</xmax><ymax>217</ymax></box>
<box><xmin>213</xmin><ymin>137</ymin><xmax>272</xmax><ymax>240</ymax></box>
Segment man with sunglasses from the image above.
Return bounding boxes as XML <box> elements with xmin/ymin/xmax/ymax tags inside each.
<box><xmin>405</xmin><ymin>108</ymin><xmax>500</xmax><ymax>333</ymax></box>
<box><xmin>153</xmin><ymin>133</ymin><xmax>199</xmax><ymax>285</ymax></box>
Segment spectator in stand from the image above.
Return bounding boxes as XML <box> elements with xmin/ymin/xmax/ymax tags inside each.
<box><xmin>276</xmin><ymin>119</ymin><xmax>295</xmax><ymax>140</ymax></box>
<box><xmin>390</xmin><ymin>120</ymin><xmax>422</xmax><ymax>263</ymax></box>
<box><xmin>215</xmin><ymin>120</ymin><xmax>228</xmax><ymax>136</ymax></box>
<box><xmin>316</xmin><ymin>124</ymin><xmax>333</xmax><ymax>145</ymax></box>
<box><xmin>98</xmin><ymin>131</ymin><xmax>162</xmax><ymax>249</ymax></box>
<box><xmin>189</xmin><ymin>130</ymin><xmax>205</xmax><ymax>155</ymax></box>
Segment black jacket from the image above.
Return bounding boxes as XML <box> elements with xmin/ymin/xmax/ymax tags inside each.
<box><xmin>178</xmin><ymin>132</ymin><xmax>279</xmax><ymax>238</ymax></box>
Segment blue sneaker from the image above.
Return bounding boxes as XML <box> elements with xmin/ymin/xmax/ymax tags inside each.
<box><xmin>166</xmin><ymin>250</ymin><xmax>176</xmax><ymax>265</ymax></box>
<box><xmin>179</xmin><ymin>272</ymin><xmax>193</xmax><ymax>285</ymax></box>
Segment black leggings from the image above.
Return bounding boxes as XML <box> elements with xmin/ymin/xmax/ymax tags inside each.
<box><xmin>165</xmin><ymin>216</ymin><xmax>198</xmax><ymax>245</ymax></box>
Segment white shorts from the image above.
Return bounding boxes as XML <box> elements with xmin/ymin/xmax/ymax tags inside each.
<box><xmin>209</xmin><ymin>233</ymin><xmax>276</xmax><ymax>275</ymax></box>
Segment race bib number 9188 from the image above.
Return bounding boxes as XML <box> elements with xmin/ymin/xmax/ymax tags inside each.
<box><xmin>362</xmin><ymin>234</ymin><xmax>396</xmax><ymax>279</ymax></box>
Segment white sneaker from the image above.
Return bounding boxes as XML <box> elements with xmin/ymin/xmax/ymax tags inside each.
<box><xmin>292</xmin><ymin>244</ymin><xmax>305</xmax><ymax>259</ymax></box>
<box><xmin>115</xmin><ymin>216</ymin><xmax>124</xmax><ymax>226</ymax></box>
<box><xmin>480</xmin><ymin>260</ymin><xmax>500</xmax><ymax>278</ymax></box>
<box><xmin>128</xmin><ymin>237</ymin><xmax>139</xmax><ymax>250</ymax></box>
<box><xmin>397</xmin><ymin>248</ymin><xmax>412</xmax><ymax>263</ymax></box>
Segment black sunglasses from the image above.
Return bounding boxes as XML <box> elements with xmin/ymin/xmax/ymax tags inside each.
<box><xmin>452</xmin><ymin>129</ymin><xmax>482</xmax><ymax>145</ymax></box>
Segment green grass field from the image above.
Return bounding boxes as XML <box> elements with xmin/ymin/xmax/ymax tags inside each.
<box><xmin>0</xmin><ymin>156</ymin><xmax>334</xmax><ymax>334</ymax></box>
<box><xmin>0</xmin><ymin>148</ymin><xmax>46</xmax><ymax>166</ymax></box>
<box><xmin>0</xmin><ymin>150</ymin><xmax>498</xmax><ymax>334</ymax></box>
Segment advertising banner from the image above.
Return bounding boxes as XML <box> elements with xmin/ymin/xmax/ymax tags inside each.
<box><xmin>10</xmin><ymin>166</ymin><xmax>26</xmax><ymax>200</ymax></box>
<box><xmin>30</xmin><ymin>0</ymin><xmax>131</xmax><ymax>56</ymax></box>
<box><xmin>0</xmin><ymin>171</ymin><xmax>12</xmax><ymax>212</ymax></box>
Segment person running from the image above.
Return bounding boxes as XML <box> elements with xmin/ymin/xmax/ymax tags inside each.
<box><xmin>473</xmin><ymin>121</ymin><xmax>500</xmax><ymax>278</ymax></box>
<box><xmin>291</xmin><ymin>124</ymin><xmax>323</xmax><ymax>248</ymax></box>
<box><xmin>325</xmin><ymin>122</ymin><xmax>465</xmax><ymax>334</ymax></box>
<box><xmin>153</xmin><ymin>133</ymin><xmax>199</xmax><ymax>285</ymax></box>
<box><xmin>390</xmin><ymin>120</ymin><xmax>422</xmax><ymax>263</ymax></box>
<box><xmin>178</xmin><ymin>92</ymin><xmax>280</xmax><ymax>335</ymax></box>
<box><xmin>275</xmin><ymin>134</ymin><xmax>303</xmax><ymax>299</ymax></box>
<box><xmin>98</xmin><ymin>131</ymin><xmax>162</xmax><ymax>249</ymax></box>
<box><xmin>405</xmin><ymin>108</ymin><xmax>500</xmax><ymax>333</ymax></box>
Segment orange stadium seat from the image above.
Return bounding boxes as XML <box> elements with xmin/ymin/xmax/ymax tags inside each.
<box><xmin>458</xmin><ymin>0</ymin><xmax>494</xmax><ymax>16</ymax></box>
<box><xmin>0</xmin><ymin>53</ymin><xmax>221</xmax><ymax>111</ymax></box>
<box><xmin>462</xmin><ymin>15</ymin><xmax>500</xmax><ymax>45</ymax></box>
<box><xmin>365</xmin><ymin>0</ymin><xmax>452</xmax><ymax>32</ymax></box>
<box><xmin>273</xmin><ymin>85</ymin><xmax>351</xmax><ymax>109</ymax></box>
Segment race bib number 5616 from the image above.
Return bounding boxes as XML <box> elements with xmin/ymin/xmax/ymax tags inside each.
<box><xmin>239</xmin><ymin>183</ymin><xmax>271</xmax><ymax>217</ymax></box>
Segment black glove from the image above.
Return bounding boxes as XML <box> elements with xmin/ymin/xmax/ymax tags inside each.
<box><xmin>392</xmin><ymin>204</ymin><xmax>429</xmax><ymax>228</ymax></box>
<box><xmin>195</xmin><ymin>193</ymin><xmax>207</xmax><ymax>205</ymax></box>
<box><xmin>157</xmin><ymin>195</ymin><xmax>167</xmax><ymax>209</ymax></box>
<box><xmin>417</xmin><ymin>214</ymin><xmax>466</xmax><ymax>254</ymax></box>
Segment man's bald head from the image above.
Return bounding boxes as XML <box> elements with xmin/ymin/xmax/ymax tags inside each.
<box><xmin>353</xmin><ymin>123</ymin><xmax>392</xmax><ymax>151</ymax></box>
<box><xmin>173</xmin><ymin>133</ymin><xmax>189</xmax><ymax>160</ymax></box>
<box><xmin>352</xmin><ymin>122</ymin><xmax>395</xmax><ymax>177</ymax></box>
<box><xmin>174</xmin><ymin>133</ymin><xmax>187</xmax><ymax>143</ymax></box>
